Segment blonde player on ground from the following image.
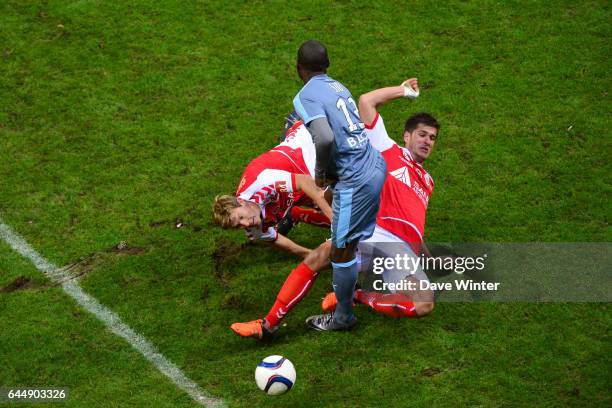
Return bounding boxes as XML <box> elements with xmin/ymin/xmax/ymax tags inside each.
<box><xmin>213</xmin><ymin>121</ymin><xmax>331</xmax><ymax>258</ymax></box>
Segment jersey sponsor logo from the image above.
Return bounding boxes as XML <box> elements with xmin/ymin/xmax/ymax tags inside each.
<box><xmin>390</xmin><ymin>166</ymin><xmax>411</xmax><ymax>187</ymax></box>
<box><xmin>284</xmin><ymin>194</ymin><xmax>295</xmax><ymax>210</ymax></box>
<box><xmin>347</xmin><ymin>131</ymin><xmax>368</xmax><ymax>149</ymax></box>
<box><xmin>275</xmin><ymin>180</ymin><xmax>288</xmax><ymax>193</ymax></box>
<box><xmin>412</xmin><ymin>183</ymin><xmax>430</xmax><ymax>207</ymax></box>
<box><xmin>390</xmin><ymin>166</ymin><xmax>430</xmax><ymax>206</ymax></box>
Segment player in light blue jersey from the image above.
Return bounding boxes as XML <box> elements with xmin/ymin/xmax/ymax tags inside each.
<box><xmin>293</xmin><ymin>40</ymin><xmax>387</xmax><ymax>331</ymax></box>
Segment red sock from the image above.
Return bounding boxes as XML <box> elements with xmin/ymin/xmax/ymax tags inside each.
<box><xmin>290</xmin><ymin>207</ymin><xmax>330</xmax><ymax>227</ymax></box>
<box><xmin>354</xmin><ymin>290</ymin><xmax>418</xmax><ymax>318</ymax></box>
<box><xmin>264</xmin><ymin>262</ymin><xmax>318</xmax><ymax>328</ymax></box>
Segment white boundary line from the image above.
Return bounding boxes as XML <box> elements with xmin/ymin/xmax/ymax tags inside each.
<box><xmin>0</xmin><ymin>220</ymin><xmax>225</xmax><ymax>408</ymax></box>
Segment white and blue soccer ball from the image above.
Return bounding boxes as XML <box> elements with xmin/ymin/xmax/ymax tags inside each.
<box><xmin>255</xmin><ymin>355</ymin><xmax>296</xmax><ymax>395</ymax></box>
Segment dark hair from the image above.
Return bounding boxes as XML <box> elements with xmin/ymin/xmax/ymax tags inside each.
<box><xmin>297</xmin><ymin>40</ymin><xmax>330</xmax><ymax>73</ymax></box>
<box><xmin>404</xmin><ymin>112</ymin><xmax>440</xmax><ymax>133</ymax></box>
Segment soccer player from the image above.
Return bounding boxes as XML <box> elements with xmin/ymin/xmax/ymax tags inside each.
<box><xmin>212</xmin><ymin>121</ymin><xmax>331</xmax><ymax>258</ymax></box>
<box><xmin>322</xmin><ymin>78</ymin><xmax>437</xmax><ymax>317</ymax></box>
<box><xmin>230</xmin><ymin>78</ymin><xmax>438</xmax><ymax>339</ymax></box>
<box><xmin>293</xmin><ymin>40</ymin><xmax>387</xmax><ymax>331</ymax></box>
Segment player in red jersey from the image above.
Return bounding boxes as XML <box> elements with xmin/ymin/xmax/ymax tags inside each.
<box><xmin>213</xmin><ymin>121</ymin><xmax>332</xmax><ymax>258</ymax></box>
<box><xmin>321</xmin><ymin>78</ymin><xmax>437</xmax><ymax>318</ymax></box>
<box><xmin>231</xmin><ymin>78</ymin><xmax>441</xmax><ymax>339</ymax></box>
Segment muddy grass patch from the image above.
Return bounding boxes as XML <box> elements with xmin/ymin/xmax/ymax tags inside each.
<box><xmin>2</xmin><ymin>276</ymin><xmax>33</xmax><ymax>292</ymax></box>
<box><xmin>57</xmin><ymin>241</ymin><xmax>148</xmax><ymax>282</ymax></box>
<box><xmin>211</xmin><ymin>238</ymin><xmax>251</xmax><ymax>285</ymax></box>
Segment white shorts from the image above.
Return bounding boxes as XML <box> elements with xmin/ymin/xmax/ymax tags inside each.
<box><xmin>357</xmin><ymin>226</ymin><xmax>430</xmax><ymax>293</ymax></box>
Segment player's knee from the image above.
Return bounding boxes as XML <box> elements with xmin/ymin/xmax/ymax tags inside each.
<box><xmin>414</xmin><ymin>301</ymin><xmax>434</xmax><ymax>317</ymax></box>
<box><xmin>330</xmin><ymin>242</ymin><xmax>357</xmax><ymax>263</ymax></box>
<box><xmin>304</xmin><ymin>241</ymin><xmax>332</xmax><ymax>271</ymax></box>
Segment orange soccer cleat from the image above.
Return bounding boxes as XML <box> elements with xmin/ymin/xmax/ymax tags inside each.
<box><xmin>230</xmin><ymin>319</ymin><xmax>276</xmax><ymax>340</ymax></box>
<box><xmin>321</xmin><ymin>292</ymin><xmax>338</xmax><ymax>313</ymax></box>
<box><xmin>322</xmin><ymin>291</ymin><xmax>358</xmax><ymax>313</ymax></box>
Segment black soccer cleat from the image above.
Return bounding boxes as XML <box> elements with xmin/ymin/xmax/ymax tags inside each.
<box><xmin>279</xmin><ymin>110</ymin><xmax>302</xmax><ymax>143</ymax></box>
<box><xmin>284</xmin><ymin>110</ymin><xmax>301</xmax><ymax>132</ymax></box>
<box><xmin>305</xmin><ymin>313</ymin><xmax>357</xmax><ymax>332</ymax></box>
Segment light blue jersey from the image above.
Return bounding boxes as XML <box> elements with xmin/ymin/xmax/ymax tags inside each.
<box><xmin>293</xmin><ymin>74</ymin><xmax>380</xmax><ymax>187</ymax></box>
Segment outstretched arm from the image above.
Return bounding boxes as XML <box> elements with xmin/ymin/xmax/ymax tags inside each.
<box><xmin>272</xmin><ymin>234</ymin><xmax>311</xmax><ymax>258</ymax></box>
<box><xmin>294</xmin><ymin>174</ymin><xmax>333</xmax><ymax>221</ymax></box>
<box><xmin>358</xmin><ymin>78</ymin><xmax>419</xmax><ymax>125</ymax></box>
<box><xmin>246</xmin><ymin>223</ymin><xmax>311</xmax><ymax>259</ymax></box>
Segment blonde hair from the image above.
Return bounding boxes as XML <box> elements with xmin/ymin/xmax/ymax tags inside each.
<box><xmin>212</xmin><ymin>195</ymin><xmax>241</xmax><ymax>228</ymax></box>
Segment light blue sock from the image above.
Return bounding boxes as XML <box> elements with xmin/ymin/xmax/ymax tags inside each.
<box><xmin>331</xmin><ymin>258</ymin><xmax>358</xmax><ymax>324</ymax></box>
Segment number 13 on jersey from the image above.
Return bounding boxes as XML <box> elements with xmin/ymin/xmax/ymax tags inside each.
<box><xmin>336</xmin><ymin>97</ymin><xmax>364</xmax><ymax>132</ymax></box>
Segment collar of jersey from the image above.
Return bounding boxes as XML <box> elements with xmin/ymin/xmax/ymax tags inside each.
<box><xmin>401</xmin><ymin>146</ymin><xmax>426</xmax><ymax>169</ymax></box>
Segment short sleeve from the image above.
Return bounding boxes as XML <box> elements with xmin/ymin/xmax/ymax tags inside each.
<box><xmin>293</xmin><ymin>92</ymin><xmax>326</xmax><ymax>125</ymax></box>
<box><xmin>365</xmin><ymin>113</ymin><xmax>395</xmax><ymax>152</ymax></box>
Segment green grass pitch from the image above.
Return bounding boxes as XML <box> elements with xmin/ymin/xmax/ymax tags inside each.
<box><xmin>1</xmin><ymin>1</ymin><xmax>610</xmax><ymax>407</ymax></box>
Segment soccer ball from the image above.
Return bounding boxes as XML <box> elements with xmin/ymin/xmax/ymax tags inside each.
<box><xmin>254</xmin><ymin>355</ymin><xmax>296</xmax><ymax>395</ymax></box>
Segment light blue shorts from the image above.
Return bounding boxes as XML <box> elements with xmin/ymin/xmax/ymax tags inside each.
<box><xmin>331</xmin><ymin>158</ymin><xmax>386</xmax><ymax>248</ymax></box>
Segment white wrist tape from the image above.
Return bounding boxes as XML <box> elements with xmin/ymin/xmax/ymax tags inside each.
<box><xmin>402</xmin><ymin>81</ymin><xmax>419</xmax><ymax>99</ymax></box>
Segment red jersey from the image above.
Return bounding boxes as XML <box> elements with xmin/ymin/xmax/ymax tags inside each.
<box><xmin>365</xmin><ymin>114</ymin><xmax>434</xmax><ymax>252</ymax></box>
<box><xmin>235</xmin><ymin>122</ymin><xmax>316</xmax><ymax>241</ymax></box>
